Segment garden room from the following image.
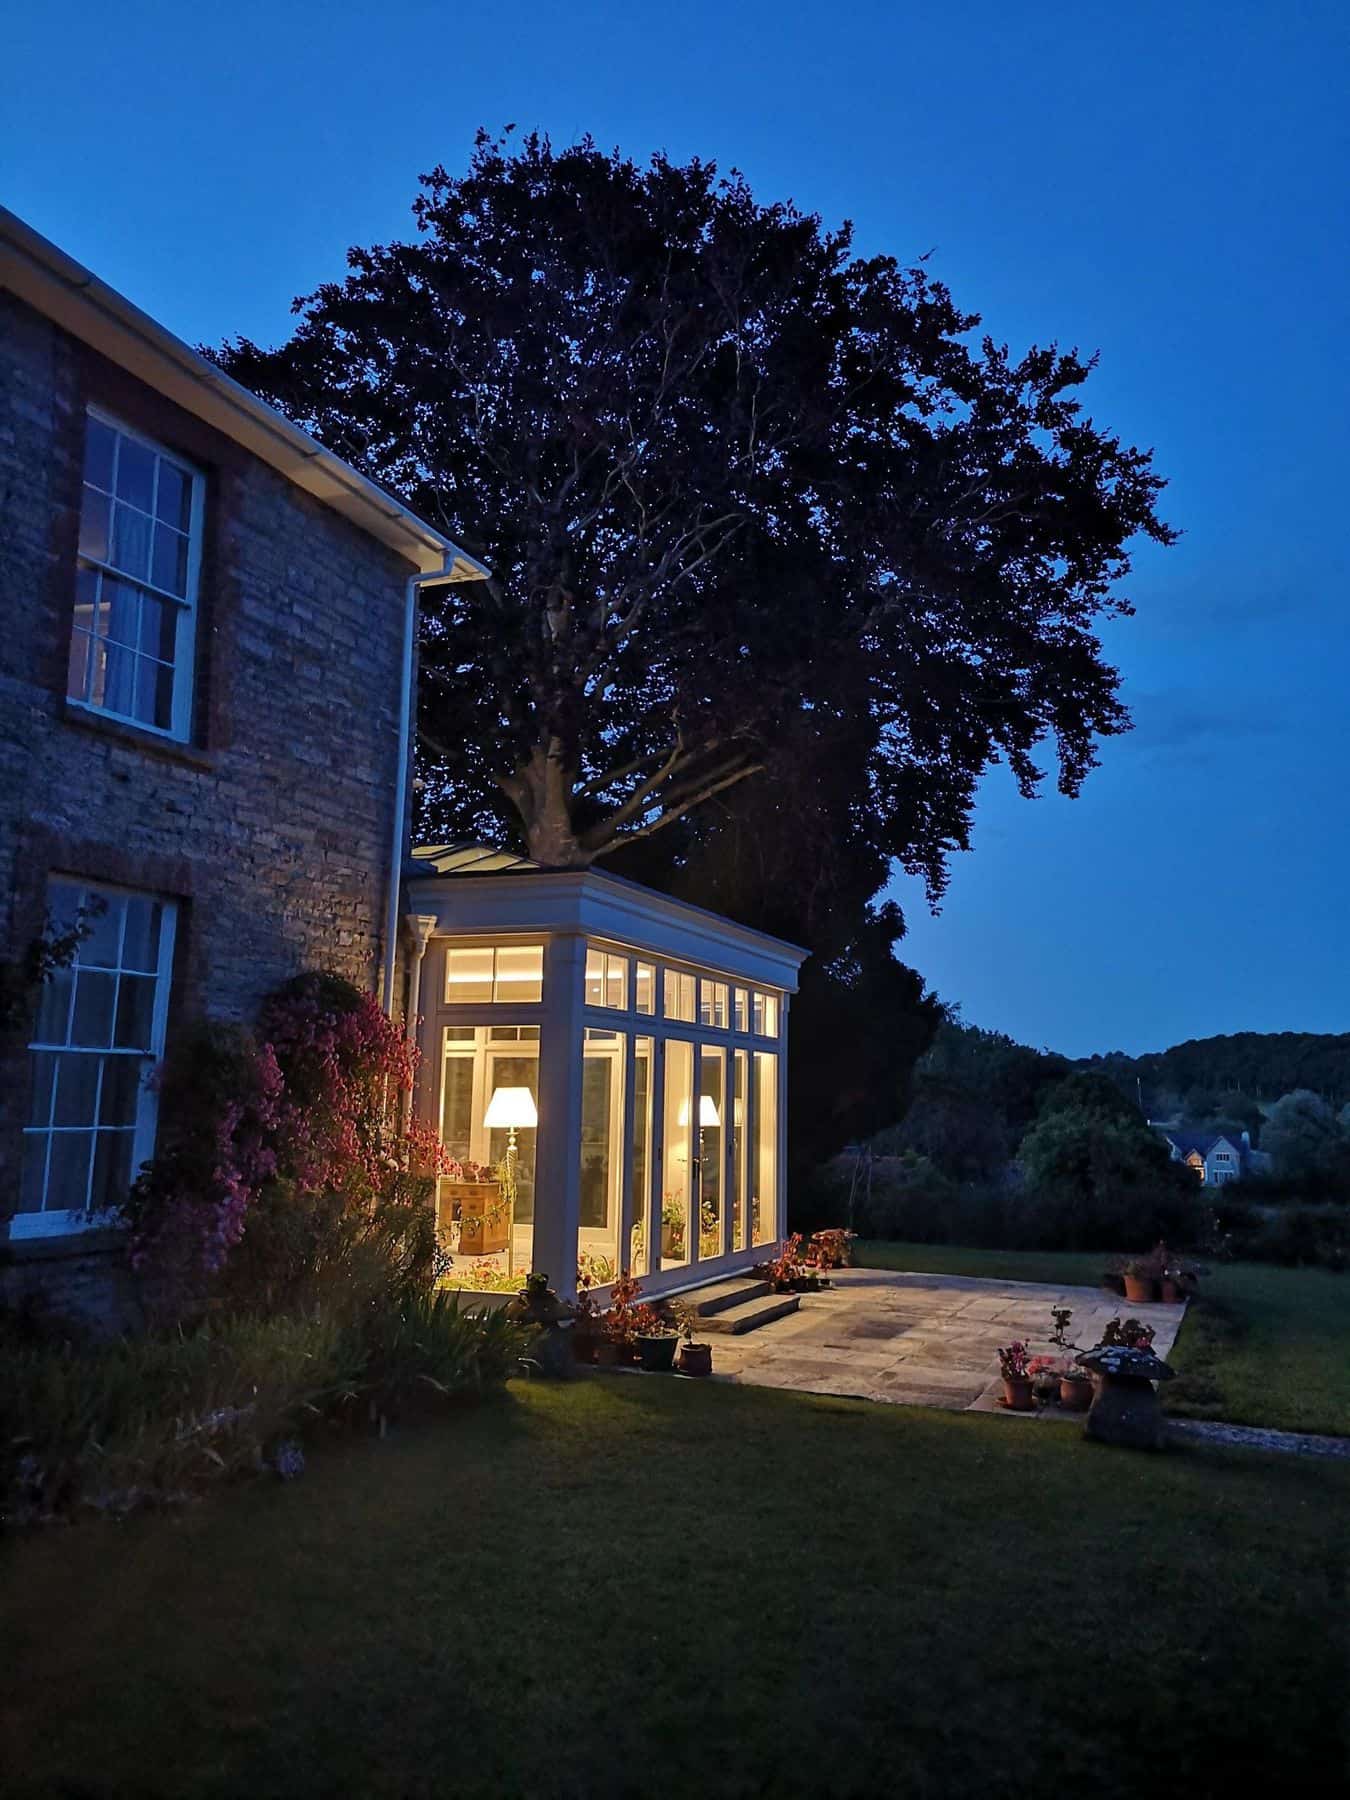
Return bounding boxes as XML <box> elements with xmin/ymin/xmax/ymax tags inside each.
<box><xmin>404</xmin><ymin>847</ymin><xmax>807</xmax><ymax>1303</ymax></box>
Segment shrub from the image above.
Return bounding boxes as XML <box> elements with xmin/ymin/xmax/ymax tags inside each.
<box><xmin>2</xmin><ymin>1296</ymin><xmax>529</xmax><ymax>1524</ymax></box>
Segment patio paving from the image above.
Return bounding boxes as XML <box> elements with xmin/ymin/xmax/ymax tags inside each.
<box><xmin>707</xmin><ymin>1267</ymin><xmax>1186</xmax><ymax>1414</ymax></box>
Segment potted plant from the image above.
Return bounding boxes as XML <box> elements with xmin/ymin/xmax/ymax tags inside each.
<box><xmin>998</xmin><ymin>1341</ymin><xmax>1034</xmax><ymax>1410</ymax></box>
<box><xmin>672</xmin><ymin>1298</ymin><xmax>713</xmax><ymax>1377</ymax></box>
<box><xmin>1160</xmin><ymin>1258</ymin><xmax>1204</xmax><ymax>1304</ymax></box>
<box><xmin>632</xmin><ymin>1302</ymin><xmax>679</xmax><ymax>1372</ymax></box>
<box><xmin>1121</xmin><ymin>1255</ymin><xmax>1159</xmax><ymax>1306</ymax></box>
<box><xmin>660</xmin><ymin>1194</ymin><xmax>686</xmax><ymax>1262</ymax></box>
<box><xmin>1026</xmin><ymin>1354</ymin><xmax>1062</xmax><ymax>1406</ymax></box>
<box><xmin>571</xmin><ymin>1268</ymin><xmax>602</xmax><ymax>1363</ymax></box>
<box><xmin>598</xmin><ymin>1272</ymin><xmax>643</xmax><ymax>1366</ymax></box>
<box><xmin>1058</xmin><ymin>1366</ymin><xmax>1094</xmax><ymax>1410</ymax></box>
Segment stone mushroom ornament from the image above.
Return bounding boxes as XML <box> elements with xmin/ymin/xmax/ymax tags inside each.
<box><xmin>1074</xmin><ymin>1344</ymin><xmax>1176</xmax><ymax>1450</ymax></box>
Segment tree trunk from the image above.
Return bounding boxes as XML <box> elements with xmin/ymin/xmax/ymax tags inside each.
<box><xmin>508</xmin><ymin>741</ymin><xmax>591</xmax><ymax>868</ymax></box>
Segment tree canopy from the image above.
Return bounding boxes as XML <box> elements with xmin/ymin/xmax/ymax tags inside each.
<box><xmin>213</xmin><ymin>130</ymin><xmax>1174</xmax><ymax>882</ymax></box>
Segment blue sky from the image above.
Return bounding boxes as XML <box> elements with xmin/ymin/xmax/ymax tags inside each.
<box><xmin>4</xmin><ymin>1</ymin><xmax>1347</xmax><ymax>1056</ymax></box>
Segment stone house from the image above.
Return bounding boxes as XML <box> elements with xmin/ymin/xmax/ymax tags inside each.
<box><xmin>0</xmin><ymin>208</ymin><xmax>483</xmax><ymax>1324</ymax></box>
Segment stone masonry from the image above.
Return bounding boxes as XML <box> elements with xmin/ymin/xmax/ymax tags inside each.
<box><xmin>0</xmin><ymin>289</ymin><xmax>420</xmax><ymax>1324</ymax></box>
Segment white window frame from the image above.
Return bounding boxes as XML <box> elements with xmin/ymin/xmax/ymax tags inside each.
<box><xmin>16</xmin><ymin>880</ymin><xmax>177</xmax><ymax>1238</ymax></box>
<box><xmin>68</xmin><ymin>409</ymin><xmax>205</xmax><ymax>743</ymax></box>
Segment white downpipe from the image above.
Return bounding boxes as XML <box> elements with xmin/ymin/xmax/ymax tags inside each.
<box><xmin>382</xmin><ymin>565</ymin><xmax>451</xmax><ymax>1016</ymax></box>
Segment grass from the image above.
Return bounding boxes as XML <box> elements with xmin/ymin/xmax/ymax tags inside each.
<box><xmin>2</xmin><ymin>1378</ymin><xmax>1347</xmax><ymax>1798</ymax></box>
<box><xmin>855</xmin><ymin>1241</ymin><xmax>1350</xmax><ymax>1436</ymax></box>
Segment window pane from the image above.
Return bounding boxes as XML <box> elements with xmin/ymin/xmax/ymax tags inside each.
<box><xmin>445</xmin><ymin>946</ymin><xmax>493</xmax><ymax>1003</ymax></box>
<box><xmin>734</xmin><ymin>988</ymin><xmax>749</xmax><ymax>1033</ymax></box>
<box><xmin>493</xmin><ymin>944</ymin><xmax>543</xmax><ymax>1003</ymax></box>
<box><xmin>661</xmin><ymin>1039</ymin><xmax>693</xmax><ymax>1268</ymax></box>
<box><xmin>732</xmin><ymin>1050</ymin><xmax>748</xmax><ymax>1251</ymax></box>
<box><xmin>752</xmin><ymin>1053</ymin><xmax>778</xmax><ymax>1246</ymax></box>
<box><xmin>115</xmin><ymin>435</ymin><xmax>155</xmax><ymax>510</ymax></box>
<box><xmin>156</xmin><ymin>460</ymin><xmax>191</xmax><ymax>530</ymax></box>
<box><xmin>52</xmin><ymin>1053</ymin><xmax>101</xmax><ymax>1127</ymax></box>
<box><xmin>115</xmin><ymin>975</ymin><xmax>157</xmax><ymax>1049</ymax></box>
<box><xmin>439</xmin><ymin>1048</ymin><xmax>474</xmax><ymax>1164</ymax></box>
<box><xmin>97</xmin><ymin>642</ymin><xmax>136</xmax><ymax>718</ymax></box>
<box><xmin>584</xmin><ymin>947</ymin><xmax>605</xmax><ymax>1008</ymax></box>
<box><xmin>630</xmin><ymin>1037</ymin><xmax>654</xmax><ymax>1276</ymax></box>
<box><xmin>78</xmin><ymin>488</ymin><xmax>110</xmax><ymax>561</ymax></box>
<box><xmin>698</xmin><ymin>1049</ymin><xmax>725</xmax><ymax>1260</ymax></box>
<box><xmin>663</xmin><ymin>969</ymin><xmax>694</xmax><ymax>1023</ymax></box>
<box><xmin>28</xmin><ymin>1051</ymin><xmax>57</xmax><ymax>1127</ymax></box>
<box><xmin>151</xmin><ymin>523</ymin><xmax>188</xmax><ymax>597</ymax></box>
<box><xmin>70</xmin><ymin>970</ymin><xmax>117</xmax><ymax>1047</ymax></box>
<box><xmin>120</xmin><ymin>897</ymin><xmax>162</xmax><ymax>973</ymax></box>
<box><xmin>98</xmin><ymin>1056</ymin><xmax>145</xmax><ymax>1126</ymax></box>
<box><xmin>135</xmin><ymin>658</ymin><xmax>174</xmax><ymax>730</ymax></box>
<box><xmin>111</xmin><ymin>503</ymin><xmax>152</xmax><ymax>580</ymax></box>
<box><xmin>635</xmin><ymin>962</ymin><xmax>655</xmax><ymax>1015</ymax></box>
<box><xmin>46</xmin><ymin>1130</ymin><xmax>94</xmax><ymax>1213</ymax></box>
<box><xmin>100</xmin><ymin>576</ymin><xmax>140</xmax><ymax>650</ymax></box>
<box><xmin>91</xmin><ymin>1130</ymin><xmax>135</xmax><ymax>1212</ymax></box>
<box><xmin>68</xmin><ymin>628</ymin><xmax>96</xmax><ymax>705</ymax></box>
<box><xmin>79</xmin><ymin>891</ymin><xmax>124</xmax><ymax>967</ymax></box>
<box><xmin>83</xmin><ymin>417</ymin><xmax>115</xmax><ymax>490</ymax></box>
<box><xmin>138</xmin><ymin>593</ymin><xmax>174</xmax><ymax>661</ymax></box>
<box><xmin>579</xmin><ymin>1039</ymin><xmax>623</xmax><ymax>1281</ymax></box>
<box><xmin>605</xmin><ymin>956</ymin><xmax>627</xmax><ymax>1011</ymax></box>
<box><xmin>34</xmin><ymin>965</ymin><xmax>75</xmax><ymax>1044</ymax></box>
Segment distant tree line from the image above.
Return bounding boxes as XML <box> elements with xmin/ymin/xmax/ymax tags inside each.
<box><xmin>1079</xmin><ymin>1032</ymin><xmax>1350</xmax><ymax>1115</ymax></box>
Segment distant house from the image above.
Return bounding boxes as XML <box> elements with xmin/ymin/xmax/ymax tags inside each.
<box><xmin>1158</xmin><ymin>1128</ymin><xmax>1267</xmax><ymax>1185</ymax></box>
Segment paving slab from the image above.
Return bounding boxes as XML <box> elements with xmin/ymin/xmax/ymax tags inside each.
<box><xmin>705</xmin><ymin>1266</ymin><xmax>1186</xmax><ymax>1413</ymax></box>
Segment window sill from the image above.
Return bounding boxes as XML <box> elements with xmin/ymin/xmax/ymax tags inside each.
<box><xmin>1</xmin><ymin>1220</ymin><xmax>128</xmax><ymax>1262</ymax></box>
<box><xmin>63</xmin><ymin>701</ymin><xmax>215</xmax><ymax>772</ymax></box>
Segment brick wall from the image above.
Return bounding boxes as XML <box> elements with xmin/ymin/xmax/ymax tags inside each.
<box><xmin>0</xmin><ymin>290</ymin><xmax>419</xmax><ymax>1312</ymax></box>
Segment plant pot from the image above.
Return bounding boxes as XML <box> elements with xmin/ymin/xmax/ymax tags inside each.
<box><xmin>636</xmin><ymin>1333</ymin><xmax>678</xmax><ymax>1373</ymax></box>
<box><xmin>445</xmin><ymin>1180</ymin><xmax>509</xmax><ymax>1256</ymax></box>
<box><xmin>595</xmin><ymin>1340</ymin><xmax>621</xmax><ymax>1367</ymax></box>
<box><xmin>1160</xmin><ymin>1278</ymin><xmax>1185</xmax><ymax>1304</ymax></box>
<box><xmin>676</xmin><ymin>1341</ymin><xmax>713</xmax><ymax>1378</ymax></box>
<box><xmin>1059</xmin><ymin>1376</ymin><xmax>1093</xmax><ymax>1411</ymax></box>
<box><xmin>661</xmin><ymin>1224</ymin><xmax>685</xmax><ymax>1262</ymax></box>
<box><xmin>1123</xmin><ymin>1274</ymin><xmax>1157</xmax><ymax>1305</ymax></box>
<box><xmin>1001</xmin><ymin>1375</ymin><xmax>1034</xmax><ymax>1411</ymax></box>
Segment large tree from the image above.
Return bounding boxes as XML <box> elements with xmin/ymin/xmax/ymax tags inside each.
<box><xmin>213</xmin><ymin>131</ymin><xmax>1174</xmax><ymax>884</ymax></box>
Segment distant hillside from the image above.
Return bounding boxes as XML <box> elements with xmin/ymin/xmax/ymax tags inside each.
<box><xmin>1078</xmin><ymin>1033</ymin><xmax>1350</xmax><ymax>1114</ymax></box>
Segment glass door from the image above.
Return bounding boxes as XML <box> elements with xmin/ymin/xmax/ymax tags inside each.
<box><xmin>697</xmin><ymin>1047</ymin><xmax>726</xmax><ymax>1262</ymax></box>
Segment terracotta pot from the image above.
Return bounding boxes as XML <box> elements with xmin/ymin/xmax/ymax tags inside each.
<box><xmin>1123</xmin><ymin>1274</ymin><xmax>1157</xmax><ymax>1305</ymax></box>
<box><xmin>1059</xmin><ymin>1376</ymin><xmax>1093</xmax><ymax>1411</ymax></box>
<box><xmin>661</xmin><ymin>1224</ymin><xmax>685</xmax><ymax>1262</ymax></box>
<box><xmin>1160</xmin><ymin>1278</ymin><xmax>1184</xmax><ymax>1304</ymax></box>
<box><xmin>1002</xmin><ymin>1375</ymin><xmax>1034</xmax><ymax>1411</ymax></box>
<box><xmin>676</xmin><ymin>1341</ymin><xmax>713</xmax><ymax>1378</ymax></box>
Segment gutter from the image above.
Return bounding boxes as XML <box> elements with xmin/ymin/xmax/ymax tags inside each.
<box><xmin>382</xmin><ymin>566</ymin><xmax>485</xmax><ymax>1013</ymax></box>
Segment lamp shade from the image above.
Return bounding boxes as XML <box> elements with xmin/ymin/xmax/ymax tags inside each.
<box><xmin>483</xmin><ymin>1086</ymin><xmax>538</xmax><ymax>1130</ymax></box>
<box><xmin>678</xmin><ymin>1095</ymin><xmax>722</xmax><ymax>1128</ymax></box>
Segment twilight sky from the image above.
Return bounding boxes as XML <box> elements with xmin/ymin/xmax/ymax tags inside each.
<box><xmin>4</xmin><ymin>0</ymin><xmax>1347</xmax><ymax>1057</ymax></box>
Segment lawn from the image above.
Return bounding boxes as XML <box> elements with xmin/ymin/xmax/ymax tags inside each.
<box><xmin>855</xmin><ymin>1241</ymin><xmax>1350</xmax><ymax>1436</ymax></box>
<box><xmin>3</xmin><ymin>1379</ymin><xmax>1347</xmax><ymax>1798</ymax></box>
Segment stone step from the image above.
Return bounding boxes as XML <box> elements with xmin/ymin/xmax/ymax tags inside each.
<box><xmin>691</xmin><ymin>1277</ymin><xmax>774</xmax><ymax>1316</ymax></box>
<box><xmin>699</xmin><ymin>1293</ymin><xmax>801</xmax><ymax>1336</ymax></box>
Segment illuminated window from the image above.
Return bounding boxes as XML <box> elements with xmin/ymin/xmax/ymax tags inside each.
<box><xmin>663</xmin><ymin>968</ymin><xmax>696</xmax><ymax>1023</ymax></box>
<box><xmin>68</xmin><ymin>413</ymin><xmax>201</xmax><ymax>740</ymax></box>
<box><xmin>19</xmin><ymin>880</ymin><xmax>176</xmax><ymax>1234</ymax></box>
<box><xmin>699</xmin><ymin>980</ymin><xmax>729</xmax><ymax>1030</ymax></box>
<box><xmin>584</xmin><ymin>947</ymin><xmax>629</xmax><ymax>1010</ymax></box>
<box><xmin>734</xmin><ymin>988</ymin><xmax>749</xmax><ymax>1033</ymax></box>
<box><xmin>635</xmin><ymin>962</ymin><xmax>656</xmax><ymax>1015</ymax></box>
<box><xmin>444</xmin><ymin>944</ymin><xmax>543</xmax><ymax>1004</ymax></box>
<box><xmin>752</xmin><ymin>991</ymin><xmax>779</xmax><ymax>1037</ymax></box>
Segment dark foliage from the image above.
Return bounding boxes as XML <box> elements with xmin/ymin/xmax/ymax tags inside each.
<box><xmin>212</xmin><ymin>130</ymin><xmax>1173</xmax><ymax>883</ymax></box>
<box><xmin>1080</xmin><ymin>1032</ymin><xmax>1350</xmax><ymax>1115</ymax></box>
